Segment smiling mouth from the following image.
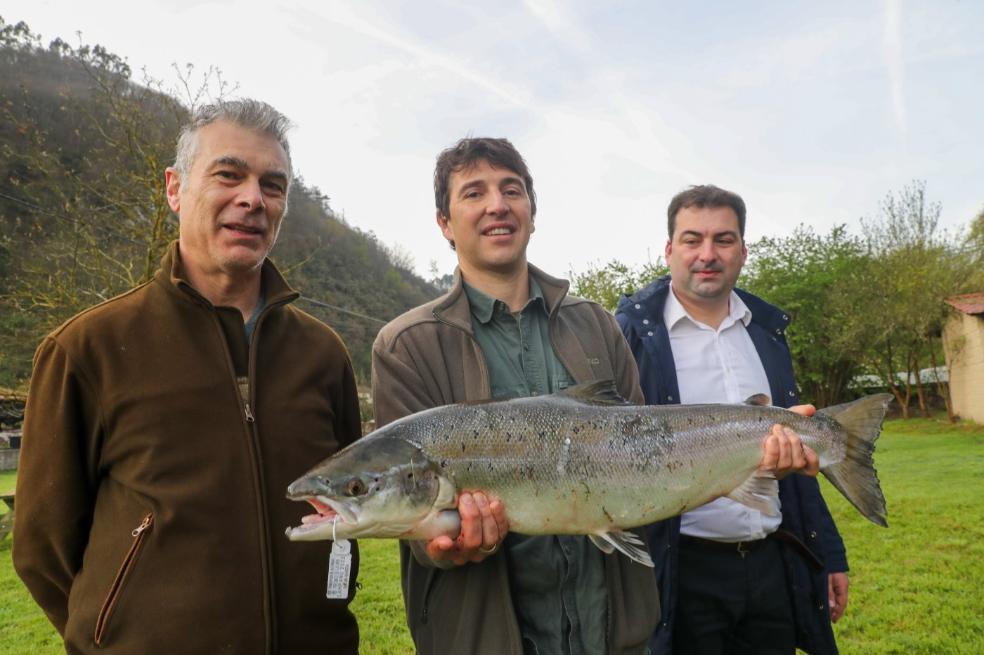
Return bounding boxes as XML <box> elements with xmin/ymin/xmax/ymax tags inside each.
<box><xmin>483</xmin><ymin>226</ymin><xmax>515</xmax><ymax>237</ymax></box>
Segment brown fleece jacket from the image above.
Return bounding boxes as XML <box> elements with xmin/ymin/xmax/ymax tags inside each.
<box><xmin>13</xmin><ymin>242</ymin><xmax>361</xmax><ymax>654</ymax></box>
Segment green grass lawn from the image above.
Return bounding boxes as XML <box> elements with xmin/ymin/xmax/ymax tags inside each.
<box><xmin>2</xmin><ymin>417</ymin><xmax>982</xmax><ymax>654</ymax></box>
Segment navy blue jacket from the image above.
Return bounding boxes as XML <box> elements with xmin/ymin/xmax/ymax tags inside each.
<box><xmin>615</xmin><ymin>277</ymin><xmax>847</xmax><ymax>655</ymax></box>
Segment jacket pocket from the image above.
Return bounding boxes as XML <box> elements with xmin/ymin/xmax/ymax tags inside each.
<box><xmin>94</xmin><ymin>513</ymin><xmax>153</xmax><ymax>646</ymax></box>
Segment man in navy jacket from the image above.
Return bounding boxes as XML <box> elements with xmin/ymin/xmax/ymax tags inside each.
<box><xmin>616</xmin><ymin>185</ymin><xmax>848</xmax><ymax>655</ymax></box>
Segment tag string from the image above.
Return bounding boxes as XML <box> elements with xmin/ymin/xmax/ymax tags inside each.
<box><xmin>332</xmin><ymin>515</ymin><xmax>338</xmax><ymax>542</ymax></box>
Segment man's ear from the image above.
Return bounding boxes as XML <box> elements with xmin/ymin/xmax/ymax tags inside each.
<box><xmin>437</xmin><ymin>211</ymin><xmax>453</xmax><ymax>242</ymax></box>
<box><xmin>664</xmin><ymin>240</ymin><xmax>672</xmax><ymax>258</ymax></box>
<box><xmin>165</xmin><ymin>168</ymin><xmax>182</xmax><ymax>214</ymax></box>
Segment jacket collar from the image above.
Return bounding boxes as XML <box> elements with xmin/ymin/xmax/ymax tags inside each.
<box><xmin>156</xmin><ymin>240</ymin><xmax>300</xmax><ymax>309</ymax></box>
<box><xmin>617</xmin><ymin>275</ymin><xmax>790</xmax><ymax>335</ymax></box>
<box><xmin>433</xmin><ymin>263</ymin><xmax>571</xmax><ymax>331</ymax></box>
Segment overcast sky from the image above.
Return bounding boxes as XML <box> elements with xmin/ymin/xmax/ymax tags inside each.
<box><xmin>12</xmin><ymin>1</ymin><xmax>984</xmax><ymax>278</ymax></box>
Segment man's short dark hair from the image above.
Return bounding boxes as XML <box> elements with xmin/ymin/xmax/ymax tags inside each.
<box><xmin>667</xmin><ymin>185</ymin><xmax>746</xmax><ymax>240</ymax></box>
<box><xmin>434</xmin><ymin>137</ymin><xmax>537</xmax><ymax>220</ymax></box>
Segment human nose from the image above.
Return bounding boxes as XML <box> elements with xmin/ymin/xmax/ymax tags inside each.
<box><xmin>237</xmin><ymin>178</ymin><xmax>265</xmax><ymax>212</ymax></box>
<box><xmin>484</xmin><ymin>190</ymin><xmax>509</xmax><ymax>215</ymax></box>
<box><xmin>697</xmin><ymin>239</ymin><xmax>716</xmax><ymax>261</ymax></box>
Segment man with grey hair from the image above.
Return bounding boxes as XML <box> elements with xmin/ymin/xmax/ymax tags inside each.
<box><xmin>14</xmin><ymin>99</ymin><xmax>363</xmax><ymax>654</ymax></box>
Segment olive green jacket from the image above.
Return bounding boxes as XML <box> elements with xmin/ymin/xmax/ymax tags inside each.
<box><xmin>371</xmin><ymin>265</ymin><xmax>661</xmax><ymax>655</ymax></box>
<box><xmin>14</xmin><ymin>242</ymin><xmax>362</xmax><ymax>654</ymax></box>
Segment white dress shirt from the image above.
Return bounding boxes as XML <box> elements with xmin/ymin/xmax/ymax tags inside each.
<box><xmin>664</xmin><ymin>286</ymin><xmax>781</xmax><ymax>542</ymax></box>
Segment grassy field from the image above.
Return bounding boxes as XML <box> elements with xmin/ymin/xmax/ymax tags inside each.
<box><xmin>2</xmin><ymin>417</ymin><xmax>982</xmax><ymax>654</ymax></box>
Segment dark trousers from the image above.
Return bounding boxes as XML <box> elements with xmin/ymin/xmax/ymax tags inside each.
<box><xmin>673</xmin><ymin>536</ymin><xmax>795</xmax><ymax>655</ymax></box>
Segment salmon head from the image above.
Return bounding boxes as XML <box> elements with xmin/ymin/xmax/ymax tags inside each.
<box><xmin>284</xmin><ymin>429</ymin><xmax>460</xmax><ymax>542</ymax></box>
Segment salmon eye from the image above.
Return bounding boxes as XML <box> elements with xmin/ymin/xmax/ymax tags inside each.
<box><xmin>346</xmin><ymin>479</ymin><xmax>367</xmax><ymax>496</ymax></box>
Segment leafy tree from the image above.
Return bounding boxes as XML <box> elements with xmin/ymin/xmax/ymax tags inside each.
<box><xmin>0</xmin><ymin>18</ymin><xmax>191</xmax><ymax>385</ymax></box>
<box><xmin>570</xmin><ymin>259</ymin><xmax>669</xmax><ymax>312</ymax></box>
<box><xmin>968</xmin><ymin>207</ymin><xmax>984</xmax><ymax>287</ymax></box>
<box><xmin>743</xmin><ymin>225</ymin><xmax>868</xmax><ymax>406</ymax></box>
<box><xmin>969</xmin><ymin>207</ymin><xmax>984</xmax><ymax>250</ymax></box>
<box><xmin>832</xmin><ymin>181</ymin><xmax>974</xmax><ymax>419</ymax></box>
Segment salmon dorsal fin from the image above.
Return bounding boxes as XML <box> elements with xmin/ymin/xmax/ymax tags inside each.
<box><xmin>558</xmin><ymin>380</ymin><xmax>631</xmax><ymax>406</ymax></box>
<box><xmin>743</xmin><ymin>393</ymin><xmax>771</xmax><ymax>406</ymax></box>
<box><xmin>459</xmin><ymin>397</ymin><xmax>501</xmax><ymax>406</ymax></box>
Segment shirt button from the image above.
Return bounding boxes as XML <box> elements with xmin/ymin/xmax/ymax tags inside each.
<box><xmin>667</xmin><ymin>395</ymin><xmax>674</xmax><ymax>401</ymax></box>
<box><xmin>635</xmin><ymin>304</ymin><xmax>641</xmax><ymax>310</ymax></box>
<box><xmin>775</xmin><ymin>328</ymin><xmax>782</xmax><ymax>334</ymax></box>
<box><xmin>788</xmin><ymin>391</ymin><xmax>795</xmax><ymax>397</ymax></box>
<box><xmin>810</xmin><ymin>531</ymin><xmax>817</xmax><ymax>539</ymax></box>
<box><xmin>647</xmin><ymin>331</ymin><xmax>654</xmax><ymax>337</ymax></box>
<box><xmin>643</xmin><ymin>319</ymin><xmax>650</xmax><ymax>325</ymax></box>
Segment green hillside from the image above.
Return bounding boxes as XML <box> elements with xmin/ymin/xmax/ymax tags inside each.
<box><xmin>0</xmin><ymin>16</ymin><xmax>439</xmax><ymax>386</ymax></box>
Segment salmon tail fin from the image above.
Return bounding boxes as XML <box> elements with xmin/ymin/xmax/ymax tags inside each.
<box><xmin>589</xmin><ymin>530</ymin><xmax>654</xmax><ymax>567</ymax></box>
<box><xmin>818</xmin><ymin>393</ymin><xmax>892</xmax><ymax>527</ymax></box>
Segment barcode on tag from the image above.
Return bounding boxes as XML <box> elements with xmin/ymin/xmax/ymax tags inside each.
<box><xmin>326</xmin><ymin>539</ymin><xmax>352</xmax><ymax>599</ymax></box>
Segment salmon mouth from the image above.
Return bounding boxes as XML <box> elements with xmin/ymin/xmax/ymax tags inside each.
<box><xmin>300</xmin><ymin>497</ymin><xmax>338</xmax><ymax>525</ymax></box>
<box><xmin>286</xmin><ymin>495</ymin><xmax>358</xmax><ymax>540</ymax></box>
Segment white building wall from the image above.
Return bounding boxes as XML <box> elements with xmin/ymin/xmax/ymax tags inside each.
<box><xmin>943</xmin><ymin>313</ymin><xmax>984</xmax><ymax>424</ymax></box>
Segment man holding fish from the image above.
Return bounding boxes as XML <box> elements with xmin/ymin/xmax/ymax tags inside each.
<box><xmin>617</xmin><ymin>184</ymin><xmax>852</xmax><ymax>654</ymax></box>
<box><xmin>367</xmin><ymin>140</ymin><xmax>826</xmax><ymax>655</ymax></box>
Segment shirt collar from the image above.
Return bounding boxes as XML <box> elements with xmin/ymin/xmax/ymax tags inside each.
<box><xmin>663</xmin><ymin>287</ymin><xmax>753</xmax><ymax>332</ymax></box>
<box><xmin>464</xmin><ymin>277</ymin><xmax>547</xmax><ymax>325</ymax></box>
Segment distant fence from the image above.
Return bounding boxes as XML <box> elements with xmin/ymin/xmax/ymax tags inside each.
<box><xmin>0</xmin><ymin>431</ymin><xmax>20</xmax><ymax>471</ymax></box>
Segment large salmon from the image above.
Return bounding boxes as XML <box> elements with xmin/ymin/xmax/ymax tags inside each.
<box><xmin>285</xmin><ymin>381</ymin><xmax>890</xmax><ymax>566</ymax></box>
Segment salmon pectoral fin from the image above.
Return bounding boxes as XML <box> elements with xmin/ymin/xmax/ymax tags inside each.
<box><xmin>725</xmin><ymin>472</ymin><xmax>781</xmax><ymax>516</ymax></box>
<box><xmin>588</xmin><ymin>534</ymin><xmax>615</xmax><ymax>554</ymax></box>
<box><xmin>589</xmin><ymin>530</ymin><xmax>654</xmax><ymax>568</ymax></box>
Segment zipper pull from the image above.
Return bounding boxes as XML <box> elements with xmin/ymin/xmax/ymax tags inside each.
<box><xmin>132</xmin><ymin>514</ymin><xmax>153</xmax><ymax>537</ymax></box>
<box><xmin>245</xmin><ymin>401</ymin><xmax>255</xmax><ymax>423</ymax></box>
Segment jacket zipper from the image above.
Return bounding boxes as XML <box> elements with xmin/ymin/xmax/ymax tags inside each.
<box><xmin>209</xmin><ymin>305</ymin><xmax>276</xmax><ymax>654</ymax></box>
<box><xmin>94</xmin><ymin>513</ymin><xmax>154</xmax><ymax>646</ymax></box>
<box><xmin>240</xmin><ymin>297</ymin><xmax>293</xmax><ymax>653</ymax></box>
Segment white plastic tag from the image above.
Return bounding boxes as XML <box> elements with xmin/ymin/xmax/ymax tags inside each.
<box><xmin>326</xmin><ymin>518</ymin><xmax>351</xmax><ymax>599</ymax></box>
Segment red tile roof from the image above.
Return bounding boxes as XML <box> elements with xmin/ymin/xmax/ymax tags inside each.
<box><xmin>945</xmin><ymin>292</ymin><xmax>984</xmax><ymax>315</ymax></box>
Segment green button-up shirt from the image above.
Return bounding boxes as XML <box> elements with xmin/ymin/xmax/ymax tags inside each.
<box><xmin>464</xmin><ymin>279</ymin><xmax>608</xmax><ymax>655</ymax></box>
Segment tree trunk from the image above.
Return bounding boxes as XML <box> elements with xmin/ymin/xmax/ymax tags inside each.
<box><xmin>882</xmin><ymin>363</ymin><xmax>908</xmax><ymax>418</ymax></box>
<box><xmin>911</xmin><ymin>350</ymin><xmax>930</xmax><ymax>418</ymax></box>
